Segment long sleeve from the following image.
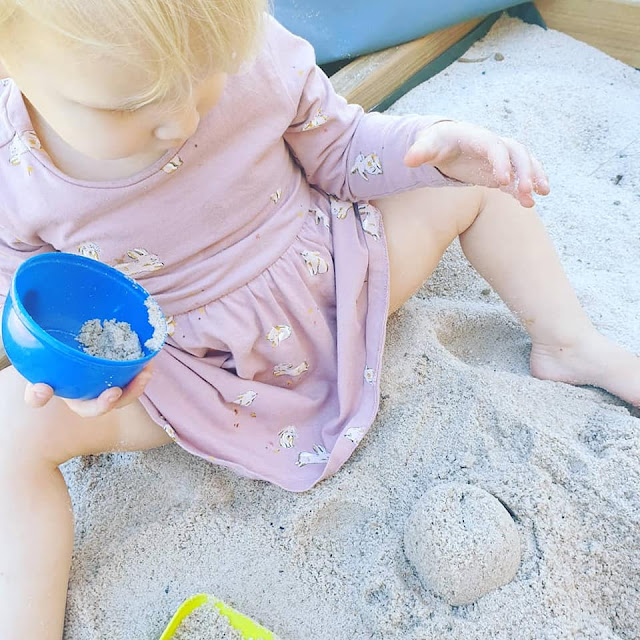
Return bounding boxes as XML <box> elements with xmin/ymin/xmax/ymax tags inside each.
<box><xmin>268</xmin><ymin>17</ymin><xmax>460</xmax><ymax>202</ymax></box>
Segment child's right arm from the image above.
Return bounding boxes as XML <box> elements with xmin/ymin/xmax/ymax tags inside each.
<box><xmin>0</xmin><ymin>223</ymin><xmax>151</xmax><ymax>417</ymax></box>
<box><xmin>23</xmin><ymin>365</ymin><xmax>154</xmax><ymax>416</ymax></box>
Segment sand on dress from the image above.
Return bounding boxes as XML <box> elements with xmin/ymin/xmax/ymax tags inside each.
<box><xmin>61</xmin><ymin>17</ymin><xmax>640</xmax><ymax>640</ymax></box>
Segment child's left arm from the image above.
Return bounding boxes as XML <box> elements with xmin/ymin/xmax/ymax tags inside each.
<box><xmin>269</xmin><ymin>17</ymin><xmax>548</xmax><ymax>208</ymax></box>
<box><xmin>405</xmin><ymin>120</ymin><xmax>550</xmax><ymax>208</ymax></box>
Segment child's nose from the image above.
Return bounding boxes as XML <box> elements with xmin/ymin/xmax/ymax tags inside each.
<box><xmin>154</xmin><ymin>105</ymin><xmax>200</xmax><ymax>142</ymax></box>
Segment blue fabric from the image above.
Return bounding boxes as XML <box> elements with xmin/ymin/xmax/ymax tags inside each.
<box><xmin>273</xmin><ymin>1</ymin><xmax>526</xmax><ymax>63</ymax></box>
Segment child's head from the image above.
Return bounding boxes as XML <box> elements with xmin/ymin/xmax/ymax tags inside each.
<box><xmin>0</xmin><ymin>0</ymin><xmax>266</xmax><ymax>160</ymax></box>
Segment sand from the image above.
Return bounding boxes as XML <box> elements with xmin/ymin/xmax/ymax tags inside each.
<box><xmin>144</xmin><ymin>295</ymin><xmax>167</xmax><ymax>352</ymax></box>
<box><xmin>76</xmin><ymin>294</ymin><xmax>166</xmax><ymax>361</ymax></box>
<box><xmin>76</xmin><ymin>319</ymin><xmax>144</xmax><ymax>361</ymax></box>
<box><xmin>404</xmin><ymin>483</ymin><xmax>522</xmax><ymax>606</ymax></box>
<box><xmin>61</xmin><ymin>16</ymin><xmax>639</xmax><ymax>640</ymax></box>
<box><xmin>171</xmin><ymin>602</ymin><xmax>245</xmax><ymax>640</ymax></box>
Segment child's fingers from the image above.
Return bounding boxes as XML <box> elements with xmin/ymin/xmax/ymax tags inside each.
<box><xmin>64</xmin><ymin>387</ymin><xmax>123</xmax><ymax>418</ymax></box>
<box><xmin>501</xmin><ymin>138</ymin><xmax>550</xmax><ymax>206</ymax></box>
<box><xmin>405</xmin><ymin>120</ymin><xmax>461</xmax><ymax>168</ymax></box>
<box><xmin>495</xmin><ymin>182</ymin><xmax>534</xmax><ymax>208</ymax></box>
<box><xmin>404</xmin><ymin>132</ymin><xmax>443</xmax><ymax>167</ymax></box>
<box><xmin>531</xmin><ymin>155</ymin><xmax>550</xmax><ymax>195</ymax></box>
<box><xmin>113</xmin><ymin>364</ymin><xmax>153</xmax><ymax>409</ymax></box>
<box><xmin>501</xmin><ymin>139</ymin><xmax>537</xmax><ymax>206</ymax></box>
<box><xmin>503</xmin><ymin>138</ymin><xmax>549</xmax><ymax>197</ymax></box>
<box><xmin>24</xmin><ymin>382</ymin><xmax>54</xmax><ymax>408</ymax></box>
<box><xmin>62</xmin><ymin>364</ymin><xmax>153</xmax><ymax>418</ymax></box>
<box><xmin>502</xmin><ymin>137</ymin><xmax>534</xmax><ymax>195</ymax></box>
<box><xmin>483</xmin><ymin>136</ymin><xmax>512</xmax><ymax>186</ymax></box>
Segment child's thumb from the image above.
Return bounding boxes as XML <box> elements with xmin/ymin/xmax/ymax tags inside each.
<box><xmin>25</xmin><ymin>382</ymin><xmax>53</xmax><ymax>408</ymax></box>
<box><xmin>404</xmin><ymin>140</ymin><xmax>438</xmax><ymax>168</ymax></box>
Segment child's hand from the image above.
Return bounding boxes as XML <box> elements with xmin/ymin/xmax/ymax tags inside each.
<box><xmin>24</xmin><ymin>364</ymin><xmax>154</xmax><ymax>418</ymax></box>
<box><xmin>404</xmin><ymin>120</ymin><xmax>550</xmax><ymax>208</ymax></box>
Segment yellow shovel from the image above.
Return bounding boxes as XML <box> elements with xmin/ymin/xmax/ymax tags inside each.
<box><xmin>160</xmin><ymin>593</ymin><xmax>277</xmax><ymax>640</ymax></box>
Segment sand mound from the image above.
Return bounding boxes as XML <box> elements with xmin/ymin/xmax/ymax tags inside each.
<box><xmin>404</xmin><ymin>483</ymin><xmax>521</xmax><ymax>606</ymax></box>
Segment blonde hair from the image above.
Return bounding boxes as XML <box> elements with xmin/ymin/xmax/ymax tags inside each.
<box><xmin>0</xmin><ymin>0</ymin><xmax>268</xmax><ymax>107</ymax></box>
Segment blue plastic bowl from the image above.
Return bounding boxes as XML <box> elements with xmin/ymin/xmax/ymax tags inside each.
<box><xmin>1</xmin><ymin>252</ymin><xmax>167</xmax><ymax>399</ymax></box>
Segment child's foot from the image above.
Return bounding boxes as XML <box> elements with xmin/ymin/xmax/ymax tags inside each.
<box><xmin>529</xmin><ymin>330</ymin><xmax>640</xmax><ymax>407</ymax></box>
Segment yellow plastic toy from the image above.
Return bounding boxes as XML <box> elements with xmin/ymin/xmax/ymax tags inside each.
<box><xmin>160</xmin><ymin>593</ymin><xmax>276</xmax><ymax>640</ymax></box>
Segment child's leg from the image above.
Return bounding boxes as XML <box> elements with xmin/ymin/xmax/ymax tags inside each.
<box><xmin>374</xmin><ymin>186</ymin><xmax>639</xmax><ymax>407</ymax></box>
<box><xmin>0</xmin><ymin>365</ymin><xmax>172</xmax><ymax>640</ymax></box>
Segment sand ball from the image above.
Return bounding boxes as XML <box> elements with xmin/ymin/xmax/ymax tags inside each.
<box><xmin>404</xmin><ymin>483</ymin><xmax>521</xmax><ymax>605</ymax></box>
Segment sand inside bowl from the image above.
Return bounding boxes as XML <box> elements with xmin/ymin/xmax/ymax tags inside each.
<box><xmin>76</xmin><ymin>319</ymin><xmax>143</xmax><ymax>361</ymax></box>
<box><xmin>75</xmin><ymin>294</ymin><xmax>166</xmax><ymax>361</ymax></box>
<box><xmin>171</xmin><ymin>602</ymin><xmax>246</xmax><ymax>640</ymax></box>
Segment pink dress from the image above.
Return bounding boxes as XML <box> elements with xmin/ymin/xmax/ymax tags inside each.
<box><xmin>0</xmin><ymin>17</ymin><xmax>456</xmax><ymax>491</ymax></box>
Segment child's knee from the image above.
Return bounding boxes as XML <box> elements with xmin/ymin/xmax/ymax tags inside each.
<box><xmin>0</xmin><ymin>366</ymin><xmax>121</xmax><ymax>466</ymax></box>
<box><xmin>478</xmin><ymin>185</ymin><xmax>522</xmax><ymax>212</ymax></box>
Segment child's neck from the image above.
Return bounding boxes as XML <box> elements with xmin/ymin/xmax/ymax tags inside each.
<box><xmin>25</xmin><ymin>98</ymin><xmax>170</xmax><ymax>182</ymax></box>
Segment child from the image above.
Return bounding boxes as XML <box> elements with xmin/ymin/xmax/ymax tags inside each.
<box><xmin>0</xmin><ymin>1</ymin><xmax>637</xmax><ymax>638</ymax></box>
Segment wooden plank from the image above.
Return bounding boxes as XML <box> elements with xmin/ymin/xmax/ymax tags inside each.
<box><xmin>330</xmin><ymin>17</ymin><xmax>483</xmax><ymax>111</ymax></box>
<box><xmin>535</xmin><ymin>0</ymin><xmax>640</xmax><ymax>67</ymax></box>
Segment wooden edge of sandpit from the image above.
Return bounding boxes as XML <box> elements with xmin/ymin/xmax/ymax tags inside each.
<box><xmin>329</xmin><ymin>0</ymin><xmax>639</xmax><ymax>112</ymax></box>
<box><xmin>536</xmin><ymin>0</ymin><xmax>640</xmax><ymax>69</ymax></box>
<box><xmin>329</xmin><ymin>17</ymin><xmax>484</xmax><ymax>112</ymax></box>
